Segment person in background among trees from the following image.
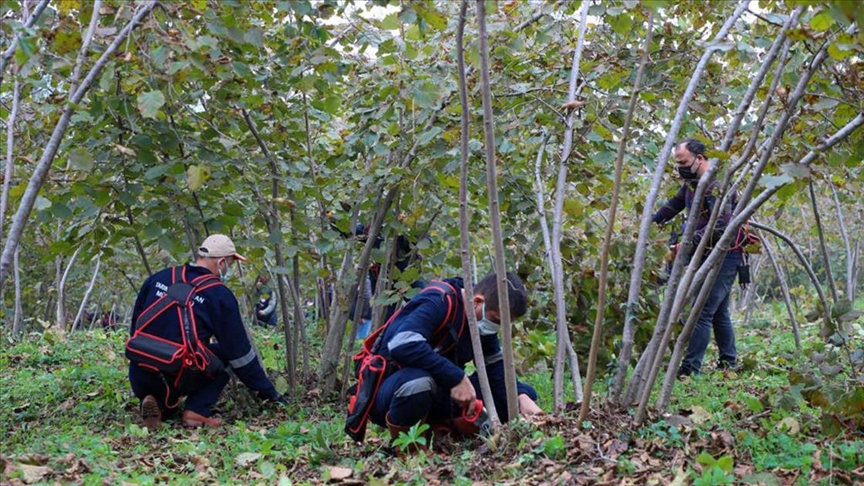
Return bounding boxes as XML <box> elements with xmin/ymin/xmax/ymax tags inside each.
<box><xmin>367</xmin><ymin>272</ymin><xmax>542</xmax><ymax>445</ymax></box>
<box><xmin>254</xmin><ymin>275</ymin><xmax>278</xmax><ymax>327</ymax></box>
<box><xmin>129</xmin><ymin>235</ymin><xmax>285</xmax><ymax>429</ymax></box>
<box><xmin>653</xmin><ymin>139</ymin><xmax>749</xmax><ymax>376</ymax></box>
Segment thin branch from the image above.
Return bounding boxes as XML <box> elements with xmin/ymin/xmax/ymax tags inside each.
<box><xmin>0</xmin><ymin>0</ymin><xmax>51</xmax><ymax>91</ymax></box>
<box><xmin>809</xmin><ymin>180</ymin><xmax>839</xmax><ymax>305</ymax></box>
<box><xmin>550</xmin><ymin>0</ymin><xmax>589</xmax><ymax>412</ymax></box>
<box><xmin>586</xmin><ymin>8</ymin><xmax>654</xmax><ymax>419</ymax></box>
<box><xmin>0</xmin><ymin>79</ymin><xmax>21</xmax><ymax>251</ymax></box>
<box><xmin>68</xmin><ymin>0</ymin><xmax>103</xmax><ymax>96</ymax></box>
<box><xmin>457</xmin><ymin>0</ymin><xmax>501</xmax><ymax>429</ymax></box>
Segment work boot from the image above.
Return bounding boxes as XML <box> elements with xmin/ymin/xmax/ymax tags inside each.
<box><xmin>182</xmin><ymin>410</ymin><xmax>223</xmax><ymax>428</ymax></box>
<box><xmin>141</xmin><ymin>395</ymin><xmax>162</xmax><ymax>431</ymax></box>
<box><xmin>386</xmin><ymin>413</ymin><xmax>428</xmax><ymax>454</ymax></box>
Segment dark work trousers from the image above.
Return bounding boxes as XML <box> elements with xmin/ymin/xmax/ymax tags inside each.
<box><xmin>680</xmin><ymin>250</ymin><xmax>743</xmax><ymax>374</ymax></box>
<box><xmin>129</xmin><ymin>364</ymin><xmax>230</xmax><ymax>417</ymax></box>
<box><xmin>369</xmin><ymin>365</ymin><xmax>531</xmax><ymax>428</ymax></box>
<box><xmin>371</xmin><ymin>367</ymin><xmax>451</xmax><ymax>427</ymax></box>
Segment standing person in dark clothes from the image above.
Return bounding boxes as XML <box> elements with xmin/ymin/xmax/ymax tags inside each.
<box><xmin>254</xmin><ymin>275</ymin><xmax>278</xmax><ymax>327</ymax></box>
<box><xmin>653</xmin><ymin>139</ymin><xmax>749</xmax><ymax>376</ymax></box>
<box><xmin>128</xmin><ymin>234</ymin><xmax>285</xmax><ymax>429</ymax></box>
<box><xmin>367</xmin><ymin>272</ymin><xmax>542</xmax><ymax>443</ymax></box>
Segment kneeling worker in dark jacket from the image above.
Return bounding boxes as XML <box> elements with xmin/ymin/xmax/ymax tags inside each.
<box><xmin>128</xmin><ymin>235</ymin><xmax>285</xmax><ymax>429</ymax></box>
<box><xmin>370</xmin><ymin>272</ymin><xmax>542</xmax><ymax>442</ymax></box>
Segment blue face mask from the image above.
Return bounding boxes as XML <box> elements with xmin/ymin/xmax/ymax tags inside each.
<box><xmin>218</xmin><ymin>259</ymin><xmax>233</xmax><ymax>281</ymax></box>
<box><xmin>477</xmin><ymin>302</ymin><xmax>500</xmax><ymax>336</ymax></box>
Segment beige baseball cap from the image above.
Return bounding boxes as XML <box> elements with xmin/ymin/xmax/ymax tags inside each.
<box><xmin>198</xmin><ymin>234</ymin><xmax>248</xmax><ymax>262</ymax></box>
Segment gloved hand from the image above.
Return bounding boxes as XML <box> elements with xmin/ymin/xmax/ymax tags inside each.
<box><xmin>691</xmin><ymin>233</ymin><xmax>703</xmax><ymax>250</ymax></box>
<box><xmin>259</xmin><ymin>390</ymin><xmax>289</xmax><ymax>408</ymax></box>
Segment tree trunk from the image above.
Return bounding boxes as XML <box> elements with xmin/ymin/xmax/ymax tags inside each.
<box><xmin>12</xmin><ymin>246</ymin><xmax>23</xmax><ymax>335</ymax></box>
<box><xmin>808</xmin><ymin>180</ymin><xmax>839</xmax><ymax>305</ymax></box>
<box><xmin>631</xmin><ymin>163</ymin><xmax>720</xmax><ymax>422</ymax></box>
<box><xmin>751</xmin><ymin>222</ymin><xmax>832</xmax><ymax>336</ymax></box>
<box><xmin>762</xmin><ymin>235</ymin><xmax>801</xmax><ymax>353</ymax></box>
<box><xmin>57</xmin><ymin>247</ymin><xmax>82</xmax><ymax>329</ymax></box>
<box><xmin>627</xmin><ymin>17</ymin><xmax>853</xmax><ymax>413</ymax></box>
<box><xmin>242</xmin><ymin>109</ymin><xmax>297</xmax><ymax>391</ymax></box>
<box><xmin>476</xmin><ymin>0</ymin><xmax>519</xmax><ymax>421</ymax></box>
<box><xmin>71</xmin><ymin>254</ymin><xmax>101</xmax><ymax>332</ymax></box>
<box><xmin>741</xmin><ymin>255</ymin><xmax>764</xmax><ymax>327</ymax></box>
<box><xmin>1</xmin><ymin>79</ymin><xmax>21</xmax><ymax>252</ymax></box>
<box><xmin>456</xmin><ymin>0</ymin><xmax>500</xmax><ymax>429</ymax></box>
<box><xmin>0</xmin><ymin>2</ymin><xmax>158</xmax><ymax>294</ymax></box>
<box><xmin>613</xmin><ymin>0</ymin><xmax>749</xmax><ymax>403</ymax></box>
<box><xmin>545</xmin><ymin>0</ymin><xmax>591</xmax><ymax>411</ymax></box>
<box><xmin>582</xmin><ymin>7</ymin><xmax>653</xmax><ymax>422</ymax></box>
<box><xmin>828</xmin><ymin>182</ymin><xmax>854</xmax><ymax>303</ymax></box>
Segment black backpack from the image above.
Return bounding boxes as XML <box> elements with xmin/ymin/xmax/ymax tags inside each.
<box><xmin>125</xmin><ymin>267</ymin><xmax>226</xmax><ymax>393</ymax></box>
<box><xmin>345</xmin><ymin>280</ymin><xmax>465</xmax><ymax>442</ymax></box>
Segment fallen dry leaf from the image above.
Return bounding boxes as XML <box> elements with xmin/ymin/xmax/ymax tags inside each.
<box><xmin>234</xmin><ymin>452</ymin><xmax>261</xmax><ymax>468</ymax></box>
<box><xmin>328</xmin><ymin>466</ymin><xmax>353</xmax><ymax>481</ymax></box>
<box><xmin>689</xmin><ymin>406</ymin><xmax>711</xmax><ymax>425</ymax></box>
<box><xmin>18</xmin><ymin>464</ymin><xmax>52</xmax><ymax>484</ymax></box>
<box><xmin>776</xmin><ymin>417</ymin><xmax>800</xmax><ymax>434</ymax></box>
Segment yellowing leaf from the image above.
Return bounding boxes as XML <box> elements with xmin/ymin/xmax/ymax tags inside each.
<box><xmin>137</xmin><ymin>90</ymin><xmax>166</xmax><ymax>119</ymax></box>
<box><xmin>809</xmin><ymin>12</ymin><xmax>833</xmax><ymax>32</ymax></box>
<box><xmin>186</xmin><ymin>165</ymin><xmax>211</xmax><ymax>191</ymax></box>
<box><xmin>58</xmin><ymin>0</ymin><xmax>81</xmax><ymax>15</ymax></box>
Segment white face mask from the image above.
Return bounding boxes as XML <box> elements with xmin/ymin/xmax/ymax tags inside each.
<box><xmin>477</xmin><ymin>302</ymin><xmax>500</xmax><ymax>336</ymax></box>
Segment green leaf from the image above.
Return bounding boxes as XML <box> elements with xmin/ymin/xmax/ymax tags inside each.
<box><xmin>716</xmin><ymin>455</ymin><xmax>734</xmax><ymax>473</ymax></box>
<box><xmin>743</xmin><ymin>394</ymin><xmax>764</xmax><ymax>413</ymax></box>
<box><xmin>144</xmin><ymin>164</ymin><xmax>171</xmax><ymax>180</ymax></box>
<box><xmin>143</xmin><ymin>221</ymin><xmax>163</xmax><ymax>238</ymax></box>
<box><xmin>779</xmin><ymin>163</ymin><xmax>811</xmax><ymax>179</ymax></box>
<box><xmin>34</xmin><ymin>197</ymin><xmax>51</xmax><ymax>211</ymax></box>
<box><xmin>809</xmin><ymin>12</ymin><xmax>833</xmax><ymax>32</ymax></box>
<box><xmin>14</xmin><ymin>36</ymin><xmax>39</xmax><ymax>67</ymax></box>
<box><xmin>759</xmin><ymin>173</ymin><xmax>794</xmax><ymax>190</ymax></box>
<box><xmin>245</xmin><ymin>27</ymin><xmax>264</xmax><ymax>47</ymax></box>
<box><xmin>412</xmin><ymin>81</ymin><xmax>439</xmax><ymax>109</ymax></box>
<box><xmin>233</xmin><ymin>61</ymin><xmax>252</xmax><ymax>77</ymax></box>
<box><xmin>99</xmin><ymin>62</ymin><xmax>116</xmax><ymax>91</ymax></box>
<box><xmin>416</xmin><ymin>127</ymin><xmax>442</xmax><ymax>146</ymax></box>
<box><xmin>137</xmin><ymin>90</ymin><xmax>166</xmax><ymax>119</ymax></box>
<box><xmin>696</xmin><ymin>451</ymin><xmax>716</xmax><ymax>467</ymax></box>
<box><xmin>321</xmin><ymin>95</ymin><xmax>341</xmax><ymax>115</ymax></box>
<box><xmin>416</xmin><ymin>3</ymin><xmax>447</xmax><ymax>31</ymax></box>
<box><xmin>68</xmin><ymin>148</ymin><xmax>94</xmax><ymax>171</ymax></box>
<box><xmin>381</xmin><ymin>12</ymin><xmax>400</xmax><ymax>30</ymax></box>
<box><xmin>51</xmin><ymin>202</ymin><xmax>73</xmax><ymax>220</ymax></box>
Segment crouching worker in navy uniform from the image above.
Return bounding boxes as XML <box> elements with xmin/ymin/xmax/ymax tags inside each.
<box><xmin>128</xmin><ymin>235</ymin><xmax>286</xmax><ymax>429</ymax></box>
<box><xmin>368</xmin><ymin>272</ymin><xmax>542</xmax><ymax>445</ymax></box>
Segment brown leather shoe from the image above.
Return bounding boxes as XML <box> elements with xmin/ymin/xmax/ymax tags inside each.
<box><xmin>182</xmin><ymin>410</ymin><xmax>223</xmax><ymax>428</ymax></box>
<box><xmin>141</xmin><ymin>395</ymin><xmax>162</xmax><ymax>431</ymax></box>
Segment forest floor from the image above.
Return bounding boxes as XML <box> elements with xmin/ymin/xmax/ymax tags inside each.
<box><xmin>2</xmin><ymin>304</ymin><xmax>863</xmax><ymax>485</ymax></box>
